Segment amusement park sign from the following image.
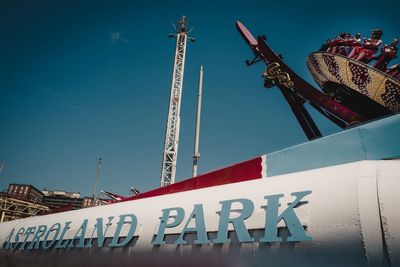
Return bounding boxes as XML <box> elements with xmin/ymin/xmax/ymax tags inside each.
<box><xmin>1</xmin><ymin>190</ymin><xmax>311</xmax><ymax>250</ymax></box>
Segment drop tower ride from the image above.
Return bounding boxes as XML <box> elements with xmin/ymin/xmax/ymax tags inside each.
<box><xmin>160</xmin><ymin>16</ymin><xmax>194</xmax><ymax>187</ymax></box>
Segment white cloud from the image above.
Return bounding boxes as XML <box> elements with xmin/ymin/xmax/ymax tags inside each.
<box><xmin>111</xmin><ymin>31</ymin><xmax>129</xmax><ymax>46</ymax></box>
<box><xmin>64</xmin><ymin>104</ymin><xmax>87</xmax><ymax>114</ymax></box>
<box><xmin>45</xmin><ymin>88</ymin><xmax>61</xmax><ymax>97</ymax></box>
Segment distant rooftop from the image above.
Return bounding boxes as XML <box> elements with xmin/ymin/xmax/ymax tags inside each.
<box><xmin>8</xmin><ymin>183</ymin><xmax>43</xmax><ymax>195</ymax></box>
<box><xmin>42</xmin><ymin>190</ymin><xmax>81</xmax><ymax>199</ymax></box>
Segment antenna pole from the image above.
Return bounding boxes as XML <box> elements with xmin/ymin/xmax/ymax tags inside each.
<box><xmin>92</xmin><ymin>158</ymin><xmax>102</xmax><ymax>199</ymax></box>
<box><xmin>0</xmin><ymin>161</ymin><xmax>5</xmax><ymax>175</ymax></box>
<box><xmin>160</xmin><ymin>16</ymin><xmax>194</xmax><ymax>187</ymax></box>
<box><xmin>192</xmin><ymin>65</ymin><xmax>203</xmax><ymax>177</ymax></box>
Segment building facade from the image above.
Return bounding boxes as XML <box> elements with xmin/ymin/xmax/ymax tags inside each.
<box><xmin>82</xmin><ymin>197</ymin><xmax>104</xmax><ymax>208</ymax></box>
<box><xmin>7</xmin><ymin>184</ymin><xmax>44</xmax><ymax>203</ymax></box>
<box><xmin>42</xmin><ymin>190</ymin><xmax>83</xmax><ymax>210</ymax></box>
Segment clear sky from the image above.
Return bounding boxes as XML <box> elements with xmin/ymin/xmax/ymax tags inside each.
<box><xmin>1</xmin><ymin>0</ymin><xmax>399</xmax><ymax>197</ymax></box>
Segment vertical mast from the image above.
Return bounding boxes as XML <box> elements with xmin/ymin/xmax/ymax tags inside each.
<box><xmin>160</xmin><ymin>16</ymin><xmax>194</xmax><ymax>187</ymax></box>
<box><xmin>192</xmin><ymin>65</ymin><xmax>203</xmax><ymax>177</ymax></box>
<box><xmin>0</xmin><ymin>161</ymin><xmax>5</xmax><ymax>176</ymax></box>
<box><xmin>92</xmin><ymin>158</ymin><xmax>102</xmax><ymax>199</ymax></box>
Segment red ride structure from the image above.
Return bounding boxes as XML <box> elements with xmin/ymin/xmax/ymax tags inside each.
<box><xmin>236</xmin><ymin>21</ymin><xmax>399</xmax><ymax>140</ymax></box>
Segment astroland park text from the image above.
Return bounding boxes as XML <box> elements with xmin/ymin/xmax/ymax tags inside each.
<box><xmin>1</xmin><ymin>190</ymin><xmax>311</xmax><ymax>250</ymax></box>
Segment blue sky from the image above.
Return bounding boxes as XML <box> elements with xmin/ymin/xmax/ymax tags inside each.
<box><xmin>1</xmin><ymin>0</ymin><xmax>399</xmax><ymax>197</ymax></box>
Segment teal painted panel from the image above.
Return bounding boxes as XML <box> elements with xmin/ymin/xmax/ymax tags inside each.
<box><xmin>360</xmin><ymin>115</ymin><xmax>400</xmax><ymax>160</ymax></box>
<box><xmin>267</xmin><ymin>114</ymin><xmax>400</xmax><ymax>177</ymax></box>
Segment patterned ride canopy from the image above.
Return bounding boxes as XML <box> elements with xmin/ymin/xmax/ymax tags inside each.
<box><xmin>307</xmin><ymin>52</ymin><xmax>400</xmax><ymax>113</ymax></box>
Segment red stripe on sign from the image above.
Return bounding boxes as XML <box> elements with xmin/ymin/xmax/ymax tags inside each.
<box><xmin>118</xmin><ymin>156</ymin><xmax>263</xmax><ymax>203</ymax></box>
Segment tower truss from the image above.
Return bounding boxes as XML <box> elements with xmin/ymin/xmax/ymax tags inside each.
<box><xmin>0</xmin><ymin>193</ymin><xmax>49</xmax><ymax>223</ymax></box>
<box><xmin>160</xmin><ymin>16</ymin><xmax>194</xmax><ymax>187</ymax></box>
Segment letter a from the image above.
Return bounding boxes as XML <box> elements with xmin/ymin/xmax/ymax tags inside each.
<box><xmin>213</xmin><ymin>198</ymin><xmax>254</xmax><ymax>243</ymax></box>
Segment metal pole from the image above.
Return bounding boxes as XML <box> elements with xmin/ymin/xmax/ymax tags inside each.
<box><xmin>0</xmin><ymin>161</ymin><xmax>5</xmax><ymax>174</ymax></box>
<box><xmin>192</xmin><ymin>65</ymin><xmax>203</xmax><ymax>177</ymax></box>
<box><xmin>0</xmin><ymin>161</ymin><xmax>4</xmax><ymax>192</ymax></box>
<box><xmin>92</xmin><ymin>158</ymin><xmax>102</xmax><ymax>199</ymax></box>
<box><xmin>0</xmin><ymin>210</ymin><xmax>5</xmax><ymax>223</ymax></box>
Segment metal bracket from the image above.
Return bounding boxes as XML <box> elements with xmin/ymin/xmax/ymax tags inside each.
<box><xmin>262</xmin><ymin>62</ymin><xmax>294</xmax><ymax>89</ymax></box>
